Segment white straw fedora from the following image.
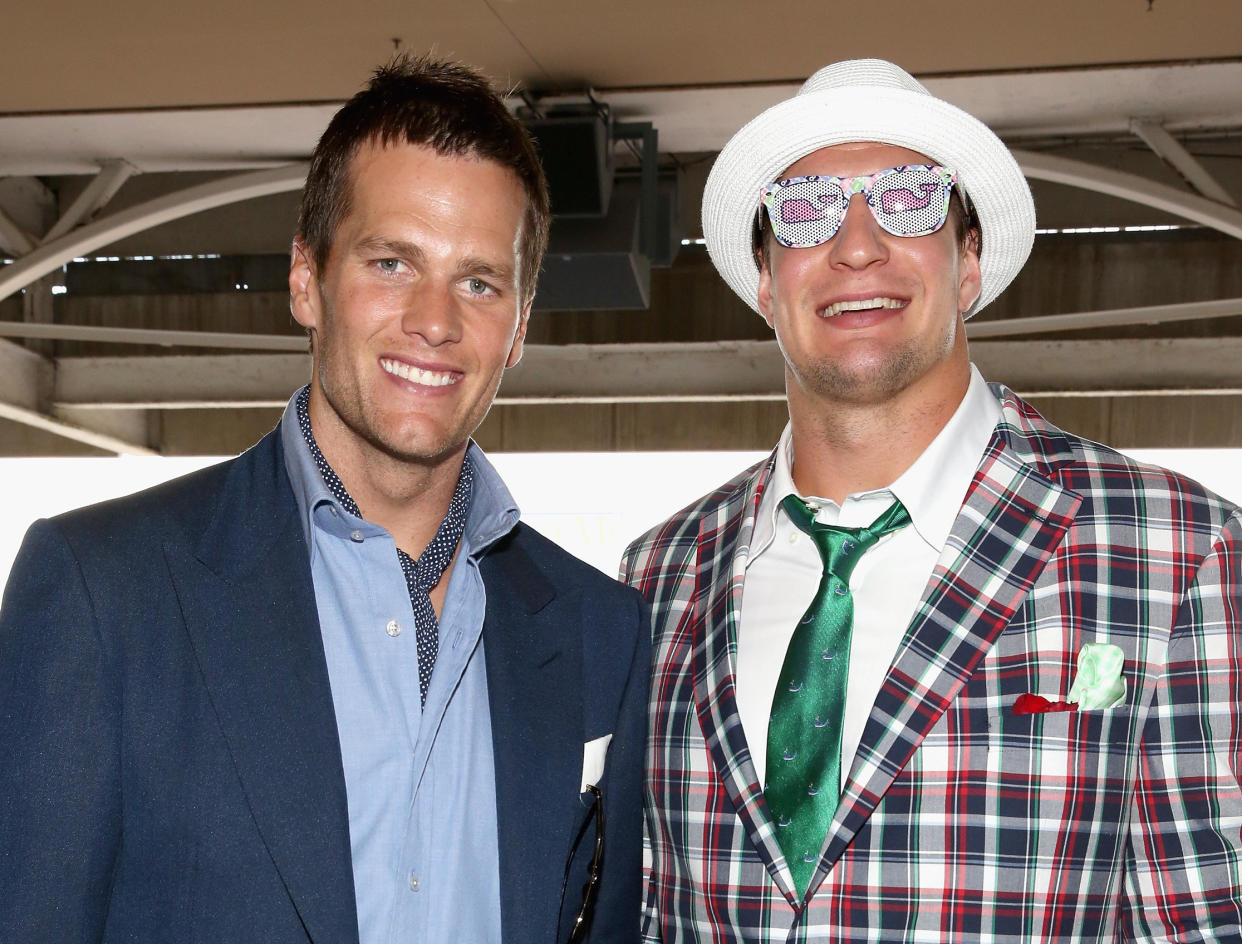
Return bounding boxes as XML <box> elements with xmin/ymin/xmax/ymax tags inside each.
<box><xmin>702</xmin><ymin>58</ymin><xmax>1035</xmax><ymax>319</ymax></box>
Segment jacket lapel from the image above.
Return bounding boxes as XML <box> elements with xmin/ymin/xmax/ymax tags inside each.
<box><xmin>689</xmin><ymin>453</ymin><xmax>802</xmax><ymax>902</ymax></box>
<box><xmin>809</xmin><ymin>391</ymin><xmax>1082</xmax><ymax>893</ymax></box>
<box><xmin>481</xmin><ymin>527</ymin><xmax>580</xmax><ymax>942</ymax></box>
<box><xmin>170</xmin><ymin>432</ymin><xmax>359</xmax><ymax>944</ymax></box>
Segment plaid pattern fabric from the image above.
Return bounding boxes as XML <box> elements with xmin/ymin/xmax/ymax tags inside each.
<box><xmin>621</xmin><ymin>385</ymin><xmax>1242</xmax><ymax>943</ymax></box>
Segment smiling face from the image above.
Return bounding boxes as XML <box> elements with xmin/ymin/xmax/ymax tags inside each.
<box><xmin>757</xmin><ymin>142</ymin><xmax>981</xmax><ymax>418</ymax></box>
<box><xmin>290</xmin><ymin>140</ymin><xmax>529</xmax><ymax>478</ymax></box>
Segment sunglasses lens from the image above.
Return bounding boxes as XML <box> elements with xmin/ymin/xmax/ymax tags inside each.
<box><xmin>763</xmin><ymin>166</ymin><xmax>955</xmax><ymax>248</ymax></box>
<box><xmin>868</xmin><ymin>166</ymin><xmax>952</xmax><ymax>237</ymax></box>
<box><xmin>764</xmin><ymin>178</ymin><xmax>847</xmax><ymax>248</ymax></box>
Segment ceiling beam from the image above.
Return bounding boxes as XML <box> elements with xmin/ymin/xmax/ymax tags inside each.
<box><xmin>3</xmin><ymin>293</ymin><xmax>1240</xmax><ymax>352</ymax></box>
<box><xmin>966</xmin><ymin>296</ymin><xmax>1242</xmax><ymax>338</ymax></box>
<box><xmin>48</xmin><ymin>337</ymin><xmax>1242</xmax><ymax>409</ymax></box>
<box><xmin>41</xmin><ymin>159</ymin><xmax>139</xmax><ymax>244</ymax></box>
<box><xmin>0</xmin><ymin>321</ymin><xmax>308</xmax><ymax>351</ymax></box>
<box><xmin>1014</xmin><ymin>149</ymin><xmax>1242</xmax><ymax>239</ymax></box>
<box><xmin>55</xmin><ymin>353</ymin><xmax>310</xmax><ymax>408</ymax></box>
<box><xmin>0</xmin><ymin>337</ymin><xmax>51</xmax><ymax>413</ymax></box>
<box><xmin>0</xmin><ymin>338</ymin><xmax>155</xmax><ymax>455</ymax></box>
<box><xmin>1128</xmin><ymin>119</ymin><xmax>1236</xmax><ymax>207</ymax></box>
<box><xmin>0</xmin><ymin>163</ymin><xmax>307</xmax><ymax>303</ymax></box>
<box><xmin>0</xmin><ymin>205</ymin><xmax>36</xmax><ymax>256</ymax></box>
<box><xmin>3</xmin><ymin>62</ymin><xmax>1242</xmax><ymax>173</ymax></box>
<box><xmin>0</xmin><ymin>176</ymin><xmax>53</xmax><ymax>256</ymax></box>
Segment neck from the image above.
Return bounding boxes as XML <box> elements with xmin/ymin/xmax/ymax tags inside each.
<box><xmin>787</xmin><ymin>365</ymin><xmax>970</xmax><ymax>505</ymax></box>
<box><xmin>308</xmin><ymin>397</ymin><xmax>466</xmax><ymax>560</ymax></box>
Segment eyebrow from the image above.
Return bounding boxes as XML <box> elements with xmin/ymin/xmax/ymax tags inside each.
<box><xmin>354</xmin><ymin>237</ymin><xmax>516</xmax><ymax>287</ymax></box>
<box><xmin>459</xmin><ymin>258</ymin><xmax>516</xmax><ymax>287</ymax></box>
<box><xmin>355</xmin><ymin>236</ymin><xmax>426</xmax><ymax>265</ymax></box>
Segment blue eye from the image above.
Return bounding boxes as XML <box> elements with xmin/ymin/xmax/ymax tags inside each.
<box><xmin>376</xmin><ymin>258</ymin><xmax>402</xmax><ymax>273</ymax></box>
<box><xmin>466</xmin><ymin>278</ymin><xmax>492</xmax><ymax>295</ymax></box>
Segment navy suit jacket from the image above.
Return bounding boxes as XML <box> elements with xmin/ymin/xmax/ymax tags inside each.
<box><xmin>0</xmin><ymin>430</ymin><xmax>648</xmax><ymax>943</ymax></box>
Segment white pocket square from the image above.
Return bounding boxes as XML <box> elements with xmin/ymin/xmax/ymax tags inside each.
<box><xmin>581</xmin><ymin>734</ymin><xmax>612</xmax><ymax>792</ymax></box>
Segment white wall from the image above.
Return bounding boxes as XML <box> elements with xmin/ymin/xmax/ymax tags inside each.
<box><xmin>1</xmin><ymin>449</ymin><xmax>1239</xmax><ymax>595</ymax></box>
<box><xmin>0</xmin><ymin>451</ymin><xmax>767</xmax><ymax>591</ymax></box>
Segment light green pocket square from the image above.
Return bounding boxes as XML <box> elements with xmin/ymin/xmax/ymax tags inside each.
<box><xmin>1067</xmin><ymin>642</ymin><xmax>1127</xmax><ymax>710</ymax></box>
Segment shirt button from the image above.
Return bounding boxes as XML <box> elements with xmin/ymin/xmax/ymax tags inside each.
<box><xmin>349</xmin><ymin>529</ymin><xmax>364</xmax><ymax>542</ymax></box>
<box><xmin>787</xmin><ymin>532</ymin><xmax>799</xmax><ymax>544</ymax></box>
<box><xmin>386</xmin><ymin>619</ymin><xmax>402</xmax><ymax>638</ymax></box>
<box><xmin>329</xmin><ymin>506</ymin><xmax>339</xmax><ymax>517</ymax></box>
<box><xmin>408</xmin><ymin>873</ymin><xmax>420</xmax><ymax>892</ymax></box>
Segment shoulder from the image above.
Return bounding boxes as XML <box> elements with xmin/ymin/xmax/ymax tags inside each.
<box><xmin>482</xmin><ymin>524</ymin><xmax>648</xmax><ymax>685</ymax></box>
<box><xmin>487</xmin><ymin>521</ymin><xmax>641</xmax><ymax>610</ymax></box>
<box><xmin>993</xmin><ymin>384</ymin><xmax>1239</xmax><ymax>535</ymax></box>
<box><xmin>31</xmin><ymin>431</ymin><xmax>284</xmax><ymax>567</ymax></box>
<box><xmin>51</xmin><ymin>458</ymin><xmax>232</xmax><ymax>541</ymax></box>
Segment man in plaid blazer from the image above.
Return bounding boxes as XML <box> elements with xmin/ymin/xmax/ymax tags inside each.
<box><xmin>622</xmin><ymin>58</ymin><xmax>1242</xmax><ymax>942</ymax></box>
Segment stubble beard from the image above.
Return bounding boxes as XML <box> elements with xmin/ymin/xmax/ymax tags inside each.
<box><xmin>315</xmin><ymin>353</ymin><xmax>467</xmax><ymax>471</ymax></box>
<box><xmin>787</xmin><ymin>317</ymin><xmax>960</xmax><ymax>409</ymax></box>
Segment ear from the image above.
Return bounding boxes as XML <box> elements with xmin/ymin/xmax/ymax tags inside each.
<box><xmin>755</xmin><ymin>252</ymin><xmax>776</xmax><ymax>329</ymax></box>
<box><xmin>957</xmin><ymin>235</ymin><xmax>983</xmax><ymax>315</ymax></box>
<box><xmin>289</xmin><ymin>237</ymin><xmax>321</xmax><ymax>332</ymax></box>
<box><xmin>504</xmin><ymin>299</ymin><xmax>532</xmax><ymax>369</ymax></box>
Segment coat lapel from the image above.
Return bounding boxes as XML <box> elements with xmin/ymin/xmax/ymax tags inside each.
<box><xmin>481</xmin><ymin>527</ymin><xmax>581</xmax><ymax>942</ymax></box>
<box><xmin>170</xmin><ymin>433</ymin><xmax>359</xmax><ymax>944</ymax></box>
<box><xmin>809</xmin><ymin>393</ymin><xmax>1083</xmax><ymax>893</ymax></box>
<box><xmin>689</xmin><ymin>453</ymin><xmax>803</xmax><ymax>902</ymax></box>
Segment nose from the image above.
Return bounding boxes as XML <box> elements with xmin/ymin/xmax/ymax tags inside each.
<box><xmin>827</xmin><ymin>193</ymin><xmax>888</xmax><ymax>270</ymax></box>
<box><xmin>401</xmin><ymin>282</ymin><xmax>463</xmax><ymax>347</ymax></box>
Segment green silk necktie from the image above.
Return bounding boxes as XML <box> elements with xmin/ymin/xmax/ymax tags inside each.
<box><xmin>765</xmin><ymin>495</ymin><xmax>912</xmax><ymax>899</ymax></box>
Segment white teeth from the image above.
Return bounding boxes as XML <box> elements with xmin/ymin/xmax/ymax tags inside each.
<box><xmin>380</xmin><ymin>358</ymin><xmax>458</xmax><ymax>387</ymax></box>
<box><xmin>820</xmin><ymin>297</ymin><xmax>907</xmax><ymax>318</ymax></box>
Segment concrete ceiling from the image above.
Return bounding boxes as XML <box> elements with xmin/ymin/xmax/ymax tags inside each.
<box><xmin>4</xmin><ymin>61</ymin><xmax>1242</xmax><ymax>176</ymax></box>
<box><xmin>7</xmin><ymin>0</ymin><xmax>1241</xmax><ymax>113</ymax></box>
<box><xmin>5</xmin><ymin>0</ymin><xmax>1242</xmax><ymax>172</ymax></box>
<box><xmin>3</xmin><ymin>0</ymin><xmax>1242</xmax><ymax>456</ymax></box>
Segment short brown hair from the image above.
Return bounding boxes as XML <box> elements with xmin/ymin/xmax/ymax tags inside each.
<box><xmin>298</xmin><ymin>53</ymin><xmax>551</xmax><ymax>303</ymax></box>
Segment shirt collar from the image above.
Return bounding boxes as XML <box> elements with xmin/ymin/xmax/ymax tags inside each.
<box><xmin>281</xmin><ymin>390</ymin><xmax>339</xmax><ymax>537</ymax></box>
<box><xmin>460</xmin><ymin>441</ymin><xmax>522</xmax><ymax>553</ymax></box>
<box><xmin>750</xmin><ymin>365</ymin><xmax>1000</xmax><ymax>560</ymax></box>
<box><xmin>279</xmin><ymin>388</ymin><xmax>520</xmax><ymax>557</ymax></box>
<box><xmin>888</xmin><ymin>365</ymin><xmax>1002</xmax><ymax>550</ymax></box>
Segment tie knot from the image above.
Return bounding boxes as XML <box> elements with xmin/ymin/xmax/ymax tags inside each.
<box><xmin>781</xmin><ymin>495</ymin><xmax>911</xmax><ymax>578</ymax></box>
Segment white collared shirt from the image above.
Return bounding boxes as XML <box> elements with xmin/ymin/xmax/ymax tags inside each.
<box><xmin>736</xmin><ymin>366</ymin><xmax>1002</xmax><ymax>786</ymax></box>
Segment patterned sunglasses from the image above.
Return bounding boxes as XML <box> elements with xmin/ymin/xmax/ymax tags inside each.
<box><xmin>760</xmin><ymin>164</ymin><xmax>959</xmax><ymax>247</ymax></box>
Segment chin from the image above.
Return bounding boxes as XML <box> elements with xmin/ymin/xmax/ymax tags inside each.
<box><xmin>390</xmin><ymin>433</ymin><xmax>465</xmax><ymax>466</ymax></box>
<box><xmin>354</xmin><ymin>417</ymin><xmax>454</xmax><ymax>464</ymax></box>
<box><xmin>797</xmin><ymin>349</ymin><xmax>929</xmax><ymax>404</ymax></box>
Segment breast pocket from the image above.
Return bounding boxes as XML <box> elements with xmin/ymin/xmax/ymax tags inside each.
<box><xmin>993</xmin><ymin>704</ymin><xmax>1137</xmax><ymax>766</ymax></box>
<box><xmin>984</xmin><ymin>705</ymin><xmax>1139</xmax><ymax>856</ymax></box>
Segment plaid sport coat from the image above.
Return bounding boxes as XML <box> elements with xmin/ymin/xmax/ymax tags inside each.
<box><xmin>621</xmin><ymin>384</ymin><xmax>1242</xmax><ymax>943</ymax></box>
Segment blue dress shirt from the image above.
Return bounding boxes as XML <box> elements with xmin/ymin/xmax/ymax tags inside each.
<box><xmin>280</xmin><ymin>398</ymin><xmax>516</xmax><ymax>943</ymax></box>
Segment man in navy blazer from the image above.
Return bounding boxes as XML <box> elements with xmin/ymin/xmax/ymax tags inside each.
<box><xmin>0</xmin><ymin>55</ymin><xmax>647</xmax><ymax>944</ymax></box>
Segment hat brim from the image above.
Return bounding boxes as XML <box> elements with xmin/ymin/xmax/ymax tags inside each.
<box><xmin>702</xmin><ymin>86</ymin><xmax>1035</xmax><ymax>318</ymax></box>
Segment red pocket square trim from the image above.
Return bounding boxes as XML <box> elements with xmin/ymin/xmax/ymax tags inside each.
<box><xmin>1012</xmin><ymin>693</ymin><xmax>1079</xmax><ymax>715</ymax></box>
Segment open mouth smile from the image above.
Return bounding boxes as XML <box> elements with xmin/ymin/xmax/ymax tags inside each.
<box><xmin>380</xmin><ymin>358</ymin><xmax>459</xmax><ymax>387</ymax></box>
<box><xmin>818</xmin><ymin>297</ymin><xmax>908</xmax><ymax>318</ymax></box>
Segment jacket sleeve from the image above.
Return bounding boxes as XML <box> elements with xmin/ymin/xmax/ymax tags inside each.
<box><xmin>0</xmin><ymin>519</ymin><xmax>121</xmax><ymax>943</ymax></box>
<box><xmin>1122</xmin><ymin>509</ymin><xmax>1242</xmax><ymax>940</ymax></box>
